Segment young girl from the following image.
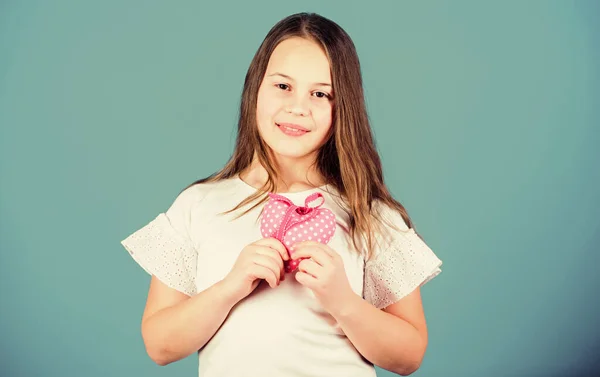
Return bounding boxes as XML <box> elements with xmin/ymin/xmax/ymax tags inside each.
<box><xmin>121</xmin><ymin>12</ymin><xmax>442</xmax><ymax>377</ymax></box>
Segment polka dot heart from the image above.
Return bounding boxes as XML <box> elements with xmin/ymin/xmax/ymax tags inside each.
<box><xmin>260</xmin><ymin>192</ymin><xmax>337</xmax><ymax>273</ymax></box>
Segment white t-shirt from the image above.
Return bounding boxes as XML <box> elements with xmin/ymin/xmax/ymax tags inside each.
<box><xmin>121</xmin><ymin>175</ymin><xmax>442</xmax><ymax>377</ymax></box>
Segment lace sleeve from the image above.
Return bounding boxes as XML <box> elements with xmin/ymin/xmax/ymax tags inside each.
<box><xmin>120</xmin><ymin>185</ymin><xmax>203</xmax><ymax>296</ymax></box>
<box><xmin>121</xmin><ymin>213</ymin><xmax>198</xmax><ymax>296</ymax></box>
<box><xmin>363</xmin><ymin>201</ymin><xmax>442</xmax><ymax>309</ymax></box>
<box><xmin>363</xmin><ymin>227</ymin><xmax>442</xmax><ymax>309</ymax></box>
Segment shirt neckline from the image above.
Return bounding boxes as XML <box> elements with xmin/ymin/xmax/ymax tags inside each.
<box><xmin>234</xmin><ymin>174</ymin><xmax>331</xmax><ymax>196</ymax></box>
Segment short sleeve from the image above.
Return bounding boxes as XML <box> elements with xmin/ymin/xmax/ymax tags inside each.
<box><xmin>363</xmin><ymin>202</ymin><xmax>443</xmax><ymax>309</ymax></box>
<box><xmin>120</xmin><ymin>185</ymin><xmax>203</xmax><ymax>297</ymax></box>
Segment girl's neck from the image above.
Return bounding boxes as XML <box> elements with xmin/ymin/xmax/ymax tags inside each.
<box><xmin>240</xmin><ymin>157</ymin><xmax>326</xmax><ymax>193</ymax></box>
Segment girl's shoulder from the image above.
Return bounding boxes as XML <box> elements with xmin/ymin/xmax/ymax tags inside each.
<box><xmin>366</xmin><ymin>198</ymin><xmax>439</xmax><ymax>267</ymax></box>
<box><xmin>371</xmin><ymin>199</ymin><xmax>410</xmax><ymax>230</ymax></box>
<box><xmin>170</xmin><ymin>177</ymin><xmax>239</xmax><ymax>211</ymax></box>
<box><xmin>369</xmin><ymin>199</ymin><xmax>412</xmax><ymax>248</ymax></box>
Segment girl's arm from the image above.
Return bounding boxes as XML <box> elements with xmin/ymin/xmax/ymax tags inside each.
<box><xmin>138</xmin><ymin>237</ymin><xmax>288</xmax><ymax>366</ymax></box>
<box><xmin>331</xmin><ymin>287</ymin><xmax>429</xmax><ymax>376</ymax></box>
<box><xmin>140</xmin><ymin>276</ymin><xmax>240</xmax><ymax>366</ymax></box>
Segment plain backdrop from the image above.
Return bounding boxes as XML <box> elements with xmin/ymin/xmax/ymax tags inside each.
<box><xmin>1</xmin><ymin>1</ymin><xmax>599</xmax><ymax>376</ymax></box>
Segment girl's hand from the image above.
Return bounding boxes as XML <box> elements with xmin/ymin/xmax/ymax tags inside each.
<box><xmin>221</xmin><ymin>238</ymin><xmax>288</xmax><ymax>303</ymax></box>
<box><xmin>292</xmin><ymin>241</ymin><xmax>358</xmax><ymax>316</ymax></box>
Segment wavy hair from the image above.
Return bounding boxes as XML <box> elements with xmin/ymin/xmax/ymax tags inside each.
<box><xmin>186</xmin><ymin>12</ymin><xmax>419</xmax><ymax>260</ymax></box>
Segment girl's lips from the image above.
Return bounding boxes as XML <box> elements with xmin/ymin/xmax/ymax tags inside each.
<box><xmin>277</xmin><ymin>123</ymin><xmax>310</xmax><ymax>132</ymax></box>
<box><xmin>277</xmin><ymin>123</ymin><xmax>309</xmax><ymax>136</ymax></box>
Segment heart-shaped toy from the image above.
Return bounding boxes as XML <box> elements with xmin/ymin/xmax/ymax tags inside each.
<box><xmin>260</xmin><ymin>192</ymin><xmax>336</xmax><ymax>273</ymax></box>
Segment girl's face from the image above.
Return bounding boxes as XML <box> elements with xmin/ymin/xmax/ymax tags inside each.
<box><xmin>256</xmin><ymin>37</ymin><xmax>334</xmax><ymax>164</ymax></box>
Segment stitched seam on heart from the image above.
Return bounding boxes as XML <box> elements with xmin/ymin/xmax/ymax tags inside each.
<box><xmin>271</xmin><ymin>195</ymin><xmax>322</xmax><ymax>242</ymax></box>
<box><xmin>276</xmin><ymin>205</ymin><xmax>296</xmax><ymax>241</ymax></box>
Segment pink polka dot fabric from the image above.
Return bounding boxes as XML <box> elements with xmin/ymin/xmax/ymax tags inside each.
<box><xmin>260</xmin><ymin>192</ymin><xmax>337</xmax><ymax>273</ymax></box>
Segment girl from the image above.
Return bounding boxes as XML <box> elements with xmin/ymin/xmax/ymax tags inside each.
<box><xmin>121</xmin><ymin>12</ymin><xmax>442</xmax><ymax>377</ymax></box>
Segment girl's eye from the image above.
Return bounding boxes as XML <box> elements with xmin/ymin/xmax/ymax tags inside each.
<box><xmin>275</xmin><ymin>84</ymin><xmax>330</xmax><ymax>99</ymax></box>
<box><xmin>313</xmin><ymin>91</ymin><xmax>330</xmax><ymax>99</ymax></box>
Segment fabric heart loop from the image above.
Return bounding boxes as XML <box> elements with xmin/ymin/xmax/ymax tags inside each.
<box><xmin>303</xmin><ymin>192</ymin><xmax>325</xmax><ymax>209</ymax></box>
<box><xmin>268</xmin><ymin>192</ymin><xmax>324</xmax><ymax>211</ymax></box>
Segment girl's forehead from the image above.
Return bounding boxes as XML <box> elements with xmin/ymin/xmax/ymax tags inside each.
<box><xmin>266</xmin><ymin>37</ymin><xmax>331</xmax><ymax>83</ymax></box>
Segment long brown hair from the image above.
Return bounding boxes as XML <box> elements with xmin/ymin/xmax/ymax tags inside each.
<box><xmin>186</xmin><ymin>12</ymin><xmax>420</xmax><ymax>260</ymax></box>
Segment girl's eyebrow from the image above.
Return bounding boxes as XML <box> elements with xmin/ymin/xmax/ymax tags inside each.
<box><xmin>268</xmin><ymin>72</ymin><xmax>332</xmax><ymax>88</ymax></box>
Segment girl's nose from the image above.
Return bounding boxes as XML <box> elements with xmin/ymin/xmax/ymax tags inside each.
<box><xmin>285</xmin><ymin>95</ymin><xmax>309</xmax><ymax>116</ymax></box>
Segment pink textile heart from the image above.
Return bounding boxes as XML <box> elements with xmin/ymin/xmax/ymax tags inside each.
<box><xmin>260</xmin><ymin>192</ymin><xmax>336</xmax><ymax>273</ymax></box>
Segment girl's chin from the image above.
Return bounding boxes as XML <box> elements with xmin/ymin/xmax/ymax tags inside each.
<box><xmin>270</xmin><ymin>147</ymin><xmax>316</xmax><ymax>161</ymax></box>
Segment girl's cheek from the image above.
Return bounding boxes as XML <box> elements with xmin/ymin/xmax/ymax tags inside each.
<box><xmin>268</xmin><ymin>90</ymin><xmax>288</xmax><ymax>106</ymax></box>
<box><xmin>259</xmin><ymin>94</ymin><xmax>281</xmax><ymax>115</ymax></box>
<box><xmin>314</xmin><ymin>105</ymin><xmax>333</xmax><ymax>124</ymax></box>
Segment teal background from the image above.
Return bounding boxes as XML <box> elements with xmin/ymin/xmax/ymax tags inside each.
<box><xmin>1</xmin><ymin>0</ymin><xmax>598</xmax><ymax>376</ymax></box>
